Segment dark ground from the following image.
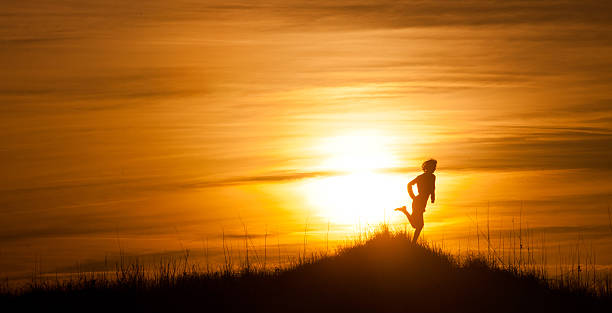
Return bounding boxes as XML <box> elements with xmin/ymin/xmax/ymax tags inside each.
<box><xmin>2</xmin><ymin>232</ymin><xmax>611</xmax><ymax>313</ymax></box>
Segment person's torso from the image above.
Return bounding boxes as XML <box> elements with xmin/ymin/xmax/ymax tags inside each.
<box><xmin>416</xmin><ymin>173</ymin><xmax>435</xmax><ymax>198</ymax></box>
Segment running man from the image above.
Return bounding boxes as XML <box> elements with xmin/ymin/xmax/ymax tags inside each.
<box><xmin>395</xmin><ymin>159</ymin><xmax>437</xmax><ymax>244</ymax></box>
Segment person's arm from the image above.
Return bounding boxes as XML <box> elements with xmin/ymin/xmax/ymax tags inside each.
<box><xmin>431</xmin><ymin>175</ymin><xmax>436</xmax><ymax>203</ymax></box>
<box><xmin>407</xmin><ymin>177</ymin><xmax>417</xmax><ymax>200</ymax></box>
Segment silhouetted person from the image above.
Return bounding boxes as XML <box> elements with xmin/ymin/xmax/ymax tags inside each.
<box><xmin>395</xmin><ymin>159</ymin><xmax>436</xmax><ymax>244</ymax></box>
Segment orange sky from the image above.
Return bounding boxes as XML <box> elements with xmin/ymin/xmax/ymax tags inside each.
<box><xmin>1</xmin><ymin>1</ymin><xmax>611</xmax><ymax>280</ymax></box>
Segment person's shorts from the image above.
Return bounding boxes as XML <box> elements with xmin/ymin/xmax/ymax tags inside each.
<box><xmin>412</xmin><ymin>196</ymin><xmax>427</xmax><ymax>213</ymax></box>
<box><xmin>409</xmin><ymin>196</ymin><xmax>426</xmax><ymax>228</ymax></box>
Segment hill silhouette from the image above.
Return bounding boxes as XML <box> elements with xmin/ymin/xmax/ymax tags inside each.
<box><xmin>2</xmin><ymin>230</ymin><xmax>611</xmax><ymax>312</ymax></box>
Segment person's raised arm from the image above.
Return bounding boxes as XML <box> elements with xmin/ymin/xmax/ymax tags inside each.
<box><xmin>407</xmin><ymin>177</ymin><xmax>417</xmax><ymax>200</ymax></box>
<box><xmin>431</xmin><ymin>175</ymin><xmax>436</xmax><ymax>203</ymax></box>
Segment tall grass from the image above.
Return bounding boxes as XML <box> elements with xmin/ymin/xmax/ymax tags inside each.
<box><xmin>2</xmin><ymin>219</ymin><xmax>611</xmax><ymax>299</ymax></box>
<box><xmin>458</xmin><ymin>202</ymin><xmax>612</xmax><ymax>297</ymax></box>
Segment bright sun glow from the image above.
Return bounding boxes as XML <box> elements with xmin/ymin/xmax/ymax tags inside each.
<box><xmin>317</xmin><ymin>132</ymin><xmax>398</xmax><ymax>172</ymax></box>
<box><xmin>303</xmin><ymin>131</ymin><xmax>407</xmax><ymax>224</ymax></box>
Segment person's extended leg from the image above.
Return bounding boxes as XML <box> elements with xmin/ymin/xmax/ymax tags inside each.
<box><xmin>411</xmin><ymin>212</ymin><xmax>424</xmax><ymax>244</ymax></box>
<box><xmin>412</xmin><ymin>225</ymin><xmax>423</xmax><ymax>244</ymax></box>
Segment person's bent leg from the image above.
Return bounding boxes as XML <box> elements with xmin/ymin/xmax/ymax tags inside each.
<box><xmin>395</xmin><ymin>206</ymin><xmax>412</xmax><ymax>222</ymax></box>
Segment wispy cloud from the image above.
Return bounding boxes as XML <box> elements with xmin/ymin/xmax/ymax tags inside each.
<box><xmin>0</xmin><ymin>67</ymin><xmax>210</xmax><ymax>112</ymax></box>
<box><xmin>182</xmin><ymin>171</ymin><xmax>340</xmax><ymax>188</ymax></box>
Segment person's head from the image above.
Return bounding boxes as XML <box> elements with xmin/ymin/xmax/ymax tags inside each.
<box><xmin>422</xmin><ymin>159</ymin><xmax>437</xmax><ymax>173</ymax></box>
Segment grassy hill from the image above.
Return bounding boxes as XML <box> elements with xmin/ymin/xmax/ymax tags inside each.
<box><xmin>2</xmin><ymin>230</ymin><xmax>611</xmax><ymax>312</ymax></box>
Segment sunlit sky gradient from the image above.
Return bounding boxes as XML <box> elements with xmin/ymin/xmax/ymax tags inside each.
<box><xmin>1</xmin><ymin>1</ymin><xmax>612</xmax><ymax>280</ymax></box>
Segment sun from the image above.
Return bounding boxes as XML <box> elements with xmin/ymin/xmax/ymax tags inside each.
<box><xmin>317</xmin><ymin>132</ymin><xmax>398</xmax><ymax>173</ymax></box>
<box><xmin>301</xmin><ymin>131</ymin><xmax>407</xmax><ymax>225</ymax></box>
